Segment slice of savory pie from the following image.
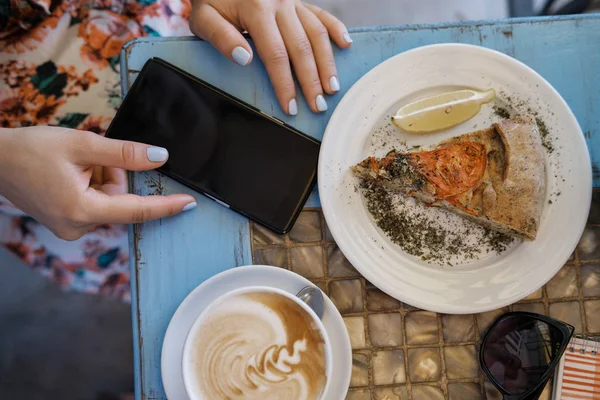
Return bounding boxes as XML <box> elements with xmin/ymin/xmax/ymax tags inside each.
<box><xmin>351</xmin><ymin>116</ymin><xmax>546</xmax><ymax>240</ymax></box>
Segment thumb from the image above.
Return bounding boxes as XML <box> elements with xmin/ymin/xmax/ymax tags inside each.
<box><xmin>75</xmin><ymin>132</ymin><xmax>169</xmax><ymax>171</ymax></box>
<box><xmin>190</xmin><ymin>4</ymin><xmax>253</xmax><ymax>67</ymax></box>
<box><xmin>87</xmin><ymin>192</ymin><xmax>197</xmax><ymax>225</ymax></box>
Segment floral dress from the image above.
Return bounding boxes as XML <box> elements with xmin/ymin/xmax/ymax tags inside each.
<box><xmin>0</xmin><ymin>0</ymin><xmax>192</xmax><ymax>301</ymax></box>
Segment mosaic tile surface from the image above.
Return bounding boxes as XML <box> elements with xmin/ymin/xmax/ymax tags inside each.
<box><xmin>250</xmin><ymin>192</ymin><xmax>600</xmax><ymax>399</ymax></box>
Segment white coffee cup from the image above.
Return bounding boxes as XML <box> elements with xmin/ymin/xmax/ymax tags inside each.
<box><xmin>182</xmin><ymin>285</ymin><xmax>333</xmax><ymax>400</ymax></box>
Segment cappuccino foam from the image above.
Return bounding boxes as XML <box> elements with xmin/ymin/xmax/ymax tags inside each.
<box><xmin>187</xmin><ymin>291</ymin><xmax>328</xmax><ymax>400</ymax></box>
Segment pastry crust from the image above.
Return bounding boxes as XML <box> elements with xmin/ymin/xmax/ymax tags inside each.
<box><xmin>352</xmin><ymin>116</ymin><xmax>546</xmax><ymax>240</ymax></box>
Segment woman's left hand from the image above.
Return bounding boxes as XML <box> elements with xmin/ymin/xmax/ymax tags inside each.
<box><xmin>189</xmin><ymin>0</ymin><xmax>352</xmax><ymax>116</ymax></box>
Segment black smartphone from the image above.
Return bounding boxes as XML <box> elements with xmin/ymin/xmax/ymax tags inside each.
<box><xmin>105</xmin><ymin>58</ymin><xmax>319</xmax><ymax>234</ymax></box>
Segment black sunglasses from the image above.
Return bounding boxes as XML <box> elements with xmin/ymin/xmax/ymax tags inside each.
<box><xmin>480</xmin><ymin>312</ymin><xmax>574</xmax><ymax>400</ymax></box>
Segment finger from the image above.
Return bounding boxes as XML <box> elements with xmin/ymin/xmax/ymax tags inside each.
<box><xmin>304</xmin><ymin>3</ymin><xmax>353</xmax><ymax>48</ymax></box>
<box><xmin>296</xmin><ymin>4</ymin><xmax>339</xmax><ymax>95</ymax></box>
<box><xmin>103</xmin><ymin>167</ymin><xmax>127</xmax><ymax>188</ymax></box>
<box><xmin>100</xmin><ymin>167</ymin><xmax>128</xmax><ymax>196</ymax></box>
<box><xmin>189</xmin><ymin>4</ymin><xmax>253</xmax><ymax>67</ymax></box>
<box><xmin>91</xmin><ymin>166</ymin><xmax>104</xmax><ymax>186</ymax></box>
<box><xmin>276</xmin><ymin>7</ymin><xmax>327</xmax><ymax>113</ymax></box>
<box><xmin>72</xmin><ymin>132</ymin><xmax>169</xmax><ymax>171</ymax></box>
<box><xmin>52</xmin><ymin>225</ymin><xmax>90</xmax><ymax>242</ymax></box>
<box><xmin>246</xmin><ymin>13</ymin><xmax>298</xmax><ymax>115</ymax></box>
<box><xmin>87</xmin><ymin>192</ymin><xmax>197</xmax><ymax>225</ymax></box>
<box><xmin>91</xmin><ymin>169</ymin><xmax>125</xmax><ymax>194</ymax></box>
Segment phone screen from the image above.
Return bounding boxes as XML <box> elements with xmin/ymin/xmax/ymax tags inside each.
<box><xmin>106</xmin><ymin>58</ymin><xmax>319</xmax><ymax>233</ymax></box>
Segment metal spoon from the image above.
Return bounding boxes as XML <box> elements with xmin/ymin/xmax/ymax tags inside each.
<box><xmin>296</xmin><ymin>286</ymin><xmax>325</xmax><ymax>320</ymax></box>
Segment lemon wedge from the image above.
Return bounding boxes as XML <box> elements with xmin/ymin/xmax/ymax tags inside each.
<box><xmin>391</xmin><ymin>88</ymin><xmax>496</xmax><ymax>133</ymax></box>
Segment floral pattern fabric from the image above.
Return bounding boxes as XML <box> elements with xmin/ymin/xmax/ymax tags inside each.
<box><xmin>0</xmin><ymin>0</ymin><xmax>193</xmax><ymax>301</ymax></box>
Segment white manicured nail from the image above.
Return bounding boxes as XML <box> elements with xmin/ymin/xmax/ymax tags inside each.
<box><xmin>330</xmin><ymin>76</ymin><xmax>340</xmax><ymax>92</ymax></box>
<box><xmin>182</xmin><ymin>202</ymin><xmax>197</xmax><ymax>212</ymax></box>
<box><xmin>231</xmin><ymin>46</ymin><xmax>251</xmax><ymax>66</ymax></box>
<box><xmin>316</xmin><ymin>95</ymin><xmax>328</xmax><ymax>112</ymax></box>
<box><xmin>146</xmin><ymin>147</ymin><xmax>168</xmax><ymax>162</ymax></box>
<box><xmin>343</xmin><ymin>32</ymin><xmax>353</xmax><ymax>43</ymax></box>
<box><xmin>288</xmin><ymin>98</ymin><xmax>298</xmax><ymax>116</ymax></box>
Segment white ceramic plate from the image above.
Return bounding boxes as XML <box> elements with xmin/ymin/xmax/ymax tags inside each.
<box><xmin>319</xmin><ymin>43</ymin><xmax>591</xmax><ymax>314</ymax></box>
<box><xmin>161</xmin><ymin>265</ymin><xmax>352</xmax><ymax>400</ymax></box>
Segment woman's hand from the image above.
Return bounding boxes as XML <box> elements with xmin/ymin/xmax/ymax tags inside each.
<box><xmin>189</xmin><ymin>0</ymin><xmax>352</xmax><ymax>115</ymax></box>
<box><xmin>0</xmin><ymin>127</ymin><xmax>197</xmax><ymax>241</ymax></box>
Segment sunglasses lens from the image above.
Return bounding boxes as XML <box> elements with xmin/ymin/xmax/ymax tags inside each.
<box><xmin>482</xmin><ymin>315</ymin><xmax>564</xmax><ymax>395</ymax></box>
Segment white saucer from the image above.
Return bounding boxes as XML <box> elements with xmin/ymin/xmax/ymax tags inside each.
<box><xmin>161</xmin><ymin>265</ymin><xmax>352</xmax><ymax>400</ymax></box>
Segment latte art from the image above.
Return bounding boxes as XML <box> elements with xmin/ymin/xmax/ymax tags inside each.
<box><xmin>187</xmin><ymin>292</ymin><xmax>328</xmax><ymax>400</ymax></box>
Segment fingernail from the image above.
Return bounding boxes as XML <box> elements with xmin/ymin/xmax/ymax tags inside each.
<box><xmin>232</xmin><ymin>46</ymin><xmax>251</xmax><ymax>66</ymax></box>
<box><xmin>329</xmin><ymin>76</ymin><xmax>340</xmax><ymax>92</ymax></box>
<box><xmin>316</xmin><ymin>95</ymin><xmax>328</xmax><ymax>112</ymax></box>
<box><xmin>288</xmin><ymin>98</ymin><xmax>298</xmax><ymax>116</ymax></box>
<box><xmin>147</xmin><ymin>146</ymin><xmax>168</xmax><ymax>162</ymax></box>
<box><xmin>182</xmin><ymin>202</ymin><xmax>197</xmax><ymax>212</ymax></box>
<box><xmin>343</xmin><ymin>32</ymin><xmax>353</xmax><ymax>44</ymax></box>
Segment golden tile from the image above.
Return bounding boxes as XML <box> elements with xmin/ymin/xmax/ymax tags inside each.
<box><xmin>588</xmin><ymin>191</ymin><xmax>600</xmax><ymax>224</ymax></box>
<box><xmin>579</xmin><ymin>227</ymin><xmax>600</xmax><ymax>261</ymax></box>
<box><xmin>584</xmin><ymin>300</ymin><xmax>600</xmax><ymax>333</ymax></box>
<box><xmin>366</xmin><ymin>282</ymin><xmax>401</xmax><ymax>312</ymax></box>
<box><xmin>401</xmin><ymin>302</ymin><xmax>421</xmax><ymax>312</ymax></box>
<box><xmin>476</xmin><ymin>308</ymin><xmax>508</xmax><ymax>336</ymax></box>
<box><xmin>289</xmin><ymin>211</ymin><xmax>322</xmax><ymax>242</ymax></box>
<box><xmin>484</xmin><ymin>379</ymin><xmax>502</xmax><ymax>400</ymax></box>
<box><xmin>344</xmin><ymin>317</ymin><xmax>366</xmax><ymax>349</ymax></box>
<box><xmin>327</xmin><ymin>245</ymin><xmax>360</xmax><ymax>278</ymax></box>
<box><xmin>407</xmin><ymin>348</ymin><xmax>441</xmax><ymax>382</ymax></box>
<box><xmin>350</xmin><ymin>352</ymin><xmax>369</xmax><ymax>387</ymax></box>
<box><xmin>374</xmin><ymin>387</ymin><xmax>409</xmax><ymax>400</ymax></box>
<box><xmin>523</xmin><ymin>287</ymin><xmax>543</xmax><ymax>300</ymax></box>
<box><xmin>329</xmin><ymin>279</ymin><xmax>364</xmax><ymax>314</ymax></box>
<box><xmin>314</xmin><ymin>281</ymin><xmax>328</xmax><ymax>294</ymax></box>
<box><xmin>368</xmin><ymin>313</ymin><xmax>403</xmax><ymax>347</ymax></box>
<box><xmin>546</xmin><ymin>264</ymin><xmax>578</xmax><ymax>298</ymax></box>
<box><xmin>441</xmin><ymin>314</ymin><xmax>476</xmax><ymax>343</ymax></box>
<box><xmin>411</xmin><ymin>385</ymin><xmax>444</xmax><ymax>400</ymax></box>
<box><xmin>372</xmin><ymin>350</ymin><xmax>406</xmax><ymax>385</ymax></box>
<box><xmin>252</xmin><ymin>223</ymin><xmax>285</xmax><ymax>245</ymax></box>
<box><xmin>549</xmin><ymin>301</ymin><xmax>583</xmax><ymax>333</ymax></box>
<box><xmin>448</xmin><ymin>383</ymin><xmax>481</xmax><ymax>400</ymax></box>
<box><xmin>405</xmin><ymin>311</ymin><xmax>439</xmax><ymax>345</ymax></box>
<box><xmin>540</xmin><ymin>379</ymin><xmax>553</xmax><ymax>400</ymax></box>
<box><xmin>290</xmin><ymin>246</ymin><xmax>324</xmax><ymax>278</ymax></box>
<box><xmin>345</xmin><ymin>389</ymin><xmax>370</xmax><ymax>400</ymax></box>
<box><xmin>581</xmin><ymin>264</ymin><xmax>600</xmax><ymax>297</ymax></box>
<box><xmin>253</xmin><ymin>248</ymin><xmax>287</xmax><ymax>268</ymax></box>
<box><xmin>444</xmin><ymin>345</ymin><xmax>479</xmax><ymax>379</ymax></box>
<box><xmin>512</xmin><ymin>302</ymin><xmax>545</xmax><ymax>315</ymax></box>
<box><xmin>323</xmin><ymin>218</ymin><xmax>335</xmax><ymax>242</ymax></box>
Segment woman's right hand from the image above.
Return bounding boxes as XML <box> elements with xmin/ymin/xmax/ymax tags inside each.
<box><xmin>0</xmin><ymin>126</ymin><xmax>197</xmax><ymax>241</ymax></box>
<box><xmin>189</xmin><ymin>0</ymin><xmax>352</xmax><ymax>115</ymax></box>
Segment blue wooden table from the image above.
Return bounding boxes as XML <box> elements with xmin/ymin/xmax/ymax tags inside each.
<box><xmin>121</xmin><ymin>15</ymin><xmax>600</xmax><ymax>399</ymax></box>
